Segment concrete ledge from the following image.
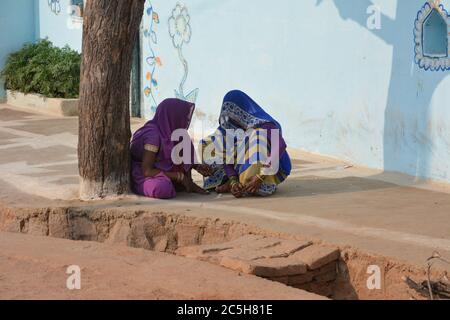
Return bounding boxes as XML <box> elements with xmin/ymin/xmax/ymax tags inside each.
<box><xmin>6</xmin><ymin>90</ymin><xmax>78</xmax><ymax>117</ymax></box>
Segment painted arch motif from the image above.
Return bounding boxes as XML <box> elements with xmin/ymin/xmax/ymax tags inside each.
<box><xmin>48</xmin><ymin>0</ymin><xmax>61</xmax><ymax>15</ymax></box>
<box><xmin>414</xmin><ymin>0</ymin><xmax>450</xmax><ymax>71</ymax></box>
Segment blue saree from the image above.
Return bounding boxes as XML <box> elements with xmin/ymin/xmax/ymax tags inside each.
<box><xmin>202</xmin><ymin>90</ymin><xmax>292</xmax><ymax>196</ymax></box>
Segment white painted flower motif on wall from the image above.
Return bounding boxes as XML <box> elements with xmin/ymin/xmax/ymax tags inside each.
<box><xmin>168</xmin><ymin>3</ymin><xmax>192</xmax><ymax>48</ymax></box>
<box><xmin>168</xmin><ymin>2</ymin><xmax>198</xmax><ymax>104</ymax></box>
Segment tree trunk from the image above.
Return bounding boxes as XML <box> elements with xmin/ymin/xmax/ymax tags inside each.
<box><xmin>78</xmin><ymin>0</ymin><xmax>145</xmax><ymax>200</ymax></box>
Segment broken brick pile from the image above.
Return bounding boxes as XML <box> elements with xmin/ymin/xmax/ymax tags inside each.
<box><xmin>176</xmin><ymin>235</ymin><xmax>340</xmax><ymax>297</ymax></box>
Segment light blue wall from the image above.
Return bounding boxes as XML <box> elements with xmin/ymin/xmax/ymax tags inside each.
<box><xmin>2</xmin><ymin>0</ymin><xmax>450</xmax><ymax>184</ymax></box>
<box><xmin>0</xmin><ymin>0</ymin><xmax>36</xmax><ymax>100</ymax></box>
<box><xmin>36</xmin><ymin>0</ymin><xmax>82</xmax><ymax>52</ymax></box>
<box><xmin>141</xmin><ymin>0</ymin><xmax>450</xmax><ymax>183</ymax></box>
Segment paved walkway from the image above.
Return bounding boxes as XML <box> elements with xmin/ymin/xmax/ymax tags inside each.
<box><xmin>2</xmin><ymin>103</ymin><xmax>450</xmax><ymax>268</ymax></box>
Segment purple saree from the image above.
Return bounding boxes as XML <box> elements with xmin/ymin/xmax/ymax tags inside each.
<box><xmin>130</xmin><ymin>98</ymin><xmax>195</xmax><ymax>199</ymax></box>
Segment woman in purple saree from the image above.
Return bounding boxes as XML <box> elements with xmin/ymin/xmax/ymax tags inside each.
<box><xmin>130</xmin><ymin>98</ymin><xmax>211</xmax><ymax>199</ymax></box>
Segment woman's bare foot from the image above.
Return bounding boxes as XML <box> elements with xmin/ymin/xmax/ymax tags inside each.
<box><xmin>191</xmin><ymin>182</ymin><xmax>210</xmax><ymax>195</ymax></box>
<box><xmin>175</xmin><ymin>175</ymin><xmax>209</xmax><ymax>195</ymax></box>
<box><xmin>216</xmin><ymin>181</ymin><xmax>231</xmax><ymax>193</ymax></box>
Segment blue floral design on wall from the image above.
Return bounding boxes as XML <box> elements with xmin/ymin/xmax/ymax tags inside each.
<box><xmin>143</xmin><ymin>2</ymin><xmax>162</xmax><ymax>113</ymax></box>
<box><xmin>168</xmin><ymin>2</ymin><xmax>199</xmax><ymax>103</ymax></box>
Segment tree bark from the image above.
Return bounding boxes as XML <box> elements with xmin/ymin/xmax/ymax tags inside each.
<box><xmin>78</xmin><ymin>0</ymin><xmax>145</xmax><ymax>200</ymax></box>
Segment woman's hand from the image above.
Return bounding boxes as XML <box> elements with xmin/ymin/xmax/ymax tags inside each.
<box><xmin>243</xmin><ymin>175</ymin><xmax>263</xmax><ymax>195</ymax></box>
<box><xmin>194</xmin><ymin>164</ymin><xmax>214</xmax><ymax>177</ymax></box>
<box><xmin>231</xmin><ymin>181</ymin><xmax>244</xmax><ymax>198</ymax></box>
<box><xmin>142</xmin><ymin>150</ymin><xmax>161</xmax><ymax>177</ymax></box>
<box><xmin>180</xmin><ymin>173</ymin><xmax>209</xmax><ymax>195</ymax></box>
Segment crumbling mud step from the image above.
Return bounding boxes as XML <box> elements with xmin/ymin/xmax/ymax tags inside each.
<box><xmin>0</xmin><ymin>205</ymin><xmax>280</xmax><ymax>252</ymax></box>
<box><xmin>177</xmin><ymin>235</ymin><xmax>340</xmax><ymax>297</ymax></box>
<box><xmin>0</xmin><ymin>203</ymin><xmax>445</xmax><ymax>300</ymax></box>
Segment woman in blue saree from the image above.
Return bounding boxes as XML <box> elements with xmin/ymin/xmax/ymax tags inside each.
<box><xmin>201</xmin><ymin>90</ymin><xmax>292</xmax><ymax>197</ymax></box>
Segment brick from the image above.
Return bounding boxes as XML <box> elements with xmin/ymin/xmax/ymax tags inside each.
<box><xmin>265</xmin><ymin>276</ymin><xmax>290</xmax><ymax>285</ymax></box>
<box><xmin>176</xmin><ymin>235</ymin><xmax>310</xmax><ymax>265</ymax></box>
<box><xmin>287</xmin><ymin>263</ymin><xmax>337</xmax><ymax>286</ymax></box>
<box><xmin>201</xmin><ymin>227</ymin><xmax>228</xmax><ymax>244</ymax></box>
<box><xmin>209</xmin><ymin>236</ymin><xmax>283</xmax><ymax>258</ymax></box>
<box><xmin>28</xmin><ymin>215</ymin><xmax>49</xmax><ymax>236</ymax></box>
<box><xmin>242</xmin><ymin>237</ymin><xmax>282</xmax><ymax>250</ymax></box>
<box><xmin>314</xmin><ymin>269</ymin><xmax>337</xmax><ymax>283</ymax></box>
<box><xmin>106</xmin><ymin>219</ymin><xmax>130</xmax><ymax>246</ymax></box>
<box><xmin>153</xmin><ymin>235</ymin><xmax>168</xmax><ymax>252</ymax></box>
<box><xmin>219</xmin><ymin>248</ymin><xmax>269</xmax><ymax>261</ymax></box>
<box><xmin>248</xmin><ymin>258</ymin><xmax>307</xmax><ymax>277</ymax></box>
<box><xmin>4</xmin><ymin>219</ymin><xmax>22</xmax><ymax>233</ymax></box>
<box><xmin>221</xmin><ymin>239</ymin><xmax>312</xmax><ymax>261</ymax></box>
<box><xmin>291</xmin><ymin>245</ymin><xmax>340</xmax><ymax>270</ymax></box>
<box><xmin>69</xmin><ymin>216</ymin><xmax>97</xmax><ymax>241</ymax></box>
<box><xmin>49</xmin><ymin>212</ymin><xmax>70</xmax><ymax>238</ymax></box>
<box><xmin>312</xmin><ymin>262</ymin><xmax>337</xmax><ymax>277</ymax></box>
<box><xmin>175</xmin><ymin>224</ymin><xmax>201</xmax><ymax>247</ymax></box>
<box><xmin>129</xmin><ymin>216</ymin><xmax>167</xmax><ymax>251</ymax></box>
<box><xmin>175</xmin><ymin>242</ymin><xmax>234</xmax><ymax>260</ymax></box>
<box><xmin>177</xmin><ymin>235</ymin><xmax>313</xmax><ymax>276</ymax></box>
<box><xmin>220</xmin><ymin>256</ymin><xmax>254</xmax><ymax>273</ymax></box>
<box><xmin>288</xmin><ymin>273</ymin><xmax>314</xmax><ymax>286</ymax></box>
<box><xmin>176</xmin><ymin>234</ymin><xmax>264</xmax><ymax>258</ymax></box>
<box><xmin>295</xmin><ymin>282</ymin><xmax>334</xmax><ymax>297</ymax></box>
<box><xmin>220</xmin><ymin>254</ymin><xmax>309</xmax><ymax>277</ymax></box>
<box><xmin>218</xmin><ymin>256</ymin><xmax>245</xmax><ymax>272</ymax></box>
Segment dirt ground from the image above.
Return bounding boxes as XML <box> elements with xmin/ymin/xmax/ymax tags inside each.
<box><xmin>0</xmin><ymin>232</ymin><xmax>324</xmax><ymax>300</ymax></box>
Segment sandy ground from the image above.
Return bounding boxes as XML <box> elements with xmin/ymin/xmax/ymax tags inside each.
<box><xmin>0</xmin><ymin>231</ymin><xmax>324</xmax><ymax>300</ymax></box>
<box><xmin>1</xmin><ymin>103</ymin><xmax>450</xmax><ymax>276</ymax></box>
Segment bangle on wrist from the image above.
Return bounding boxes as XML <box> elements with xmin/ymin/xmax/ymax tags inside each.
<box><xmin>229</xmin><ymin>176</ymin><xmax>238</xmax><ymax>187</ymax></box>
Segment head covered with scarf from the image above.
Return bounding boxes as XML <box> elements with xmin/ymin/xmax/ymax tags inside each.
<box><xmin>217</xmin><ymin>90</ymin><xmax>291</xmax><ymax>176</ymax></box>
<box><xmin>131</xmin><ymin>98</ymin><xmax>195</xmax><ymax>171</ymax></box>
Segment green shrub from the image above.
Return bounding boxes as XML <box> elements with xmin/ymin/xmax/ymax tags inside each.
<box><xmin>1</xmin><ymin>39</ymin><xmax>81</xmax><ymax>99</ymax></box>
